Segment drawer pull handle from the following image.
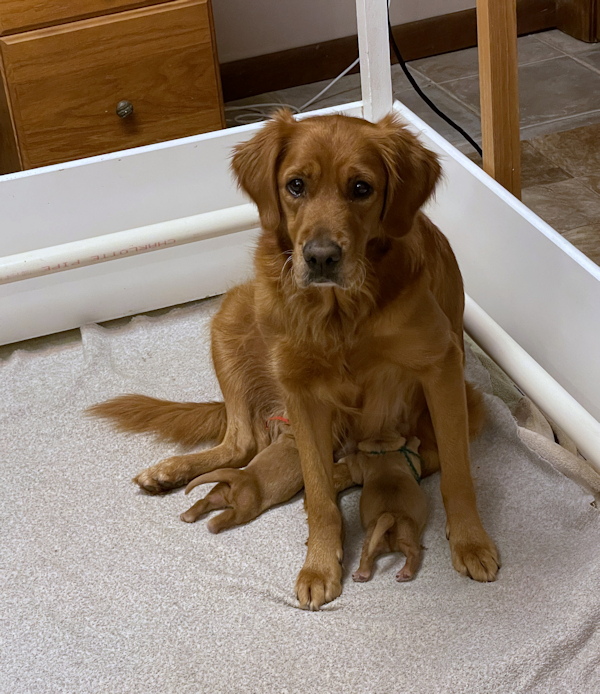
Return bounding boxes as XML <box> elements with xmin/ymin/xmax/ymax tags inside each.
<box><xmin>116</xmin><ymin>100</ymin><xmax>134</xmax><ymax>118</ymax></box>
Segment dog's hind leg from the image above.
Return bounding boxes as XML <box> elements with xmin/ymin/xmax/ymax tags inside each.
<box><xmin>394</xmin><ymin>519</ymin><xmax>423</xmax><ymax>582</ymax></box>
<box><xmin>352</xmin><ymin>513</ymin><xmax>394</xmax><ymax>582</ymax></box>
<box><xmin>133</xmin><ymin>351</ymin><xmax>260</xmax><ymax>494</ymax></box>
<box><xmin>133</xmin><ymin>285</ymin><xmax>279</xmax><ymax>493</ymax></box>
<box><xmin>352</xmin><ymin>531</ymin><xmax>377</xmax><ymax>582</ymax></box>
<box><xmin>180</xmin><ymin>471</ymin><xmax>256</xmax><ymax>534</ymax></box>
<box><xmin>180</xmin><ymin>468</ymin><xmax>260</xmax><ymax>534</ymax></box>
<box><xmin>179</xmin><ymin>482</ymin><xmax>232</xmax><ymax>524</ymax></box>
<box><xmin>133</xmin><ymin>414</ymin><xmax>257</xmax><ymax>493</ymax></box>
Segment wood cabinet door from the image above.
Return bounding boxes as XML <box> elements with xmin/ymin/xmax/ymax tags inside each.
<box><xmin>0</xmin><ymin>0</ymin><xmax>176</xmax><ymax>35</ymax></box>
<box><xmin>0</xmin><ymin>0</ymin><xmax>224</xmax><ymax>169</ymax></box>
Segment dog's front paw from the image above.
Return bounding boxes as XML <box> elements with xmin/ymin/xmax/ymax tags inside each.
<box><xmin>295</xmin><ymin>560</ymin><xmax>342</xmax><ymax>610</ymax></box>
<box><xmin>448</xmin><ymin>525</ymin><xmax>500</xmax><ymax>582</ymax></box>
<box><xmin>133</xmin><ymin>456</ymin><xmax>191</xmax><ymax>494</ymax></box>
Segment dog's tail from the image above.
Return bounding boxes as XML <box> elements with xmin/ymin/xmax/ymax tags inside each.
<box><xmin>185</xmin><ymin>469</ymin><xmax>241</xmax><ymax>494</ymax></box>
<box><xmin>368</xmin><ymin>513</ymin><xmax>395</xmax><ymax>556</ymax></box>
<box><xmin>86</xmin><ymin>394</ymin><xmax>226</xmax><ymax>447</ymax></box>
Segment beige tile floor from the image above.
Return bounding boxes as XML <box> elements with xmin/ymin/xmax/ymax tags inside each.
<box><xmin>2</xmin><ymin>29</ymin><xmax>599</xmax><ymax>359</ymax></box>
<box><xmin>226</xmin><ymin>31</ymin><xmax>600</xmax><ymax>146</ymax></box>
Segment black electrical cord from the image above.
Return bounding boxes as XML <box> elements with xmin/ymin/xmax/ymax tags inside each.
<box><xmin>388</xmin><ymin>18</ymin><xmax>483</xmax><ymax>157</ymax></box>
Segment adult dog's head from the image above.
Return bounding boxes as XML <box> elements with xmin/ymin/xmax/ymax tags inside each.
<box><xmin>231</xmin><ymin>110</ymin><xmax>440</xmax><ymax>290</ymax></box>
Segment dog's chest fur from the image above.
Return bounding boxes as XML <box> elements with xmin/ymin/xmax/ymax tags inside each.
<box><xmin>345</xmin><ymin>338</ymin><xmax>424</xmax><ymax>440</ymax></box>
<box><xmin>281</xmin><ymin>326</ymin><xmax>423</xmax><ymax>442</ymax></box>
<box><xmin>261</xmin><ymin>278</ymin><xmax>432</xmax><ymax>442</ymax></box>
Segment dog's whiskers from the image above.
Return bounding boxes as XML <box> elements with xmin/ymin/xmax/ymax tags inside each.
<box><xmin>278</xmin><ymin>254</ymin><xmax>294</xmax><ymax>287</ymax></box>
<box><xmin>344</xmin><ymin>258</ymin><xmax>369</xmax><ymax>295</ymax></box>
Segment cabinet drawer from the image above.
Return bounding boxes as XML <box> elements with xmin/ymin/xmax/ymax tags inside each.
<box><xmin>0</xmin><ymin>0</ymin><xmax>224</xmax><ymax>169</ymax></box>
<box><xmin>0</xmin><ymin>0</ymin><xmax>174</xmax><ymax>36</ymax></box>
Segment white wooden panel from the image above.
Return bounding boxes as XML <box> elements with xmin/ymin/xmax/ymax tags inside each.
<box><xmin>0</xmin><ymin>103</ymin><xmax>361</xmax><ymax>345</ymax></box>
<box><xmin>392</xmin><ymin>101</ymin><xmax>600</xmax><ymax>422</ymax></box>
<box><xmin>465</xmin><ymin>296</ymin><xmax>600</xmax><ymax>470</ymax></box>
<box><xmin>0</xmin><ymin>231</ymin><xmax>256</xmax><ymax>346</ymax></box>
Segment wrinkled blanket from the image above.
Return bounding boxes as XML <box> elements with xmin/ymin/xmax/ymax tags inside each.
<box><xmin>2</xmin><ymin>298</ymin><xmax>599</xmax><ymax>693</ymax></box>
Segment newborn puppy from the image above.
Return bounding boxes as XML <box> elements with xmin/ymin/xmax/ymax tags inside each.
<box><xmin>181</xmin><ymin>430</ymin><xmax>303</xmax><ymax>533</ymax></box>
<box><xmin>334</xmin><ymin>436</ymin><xmax>427</xmax><ymax>582</ymax></box>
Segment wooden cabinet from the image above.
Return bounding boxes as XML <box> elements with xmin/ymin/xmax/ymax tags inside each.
<box><xmin>0</xmin><ymin>0</ymin><xmax>174</xmax><ymax>35</ymax></box>
<box><xmin>0</xmin><ymin>0</ymin><xmax>224</xmax><ymax>173</ymax></box>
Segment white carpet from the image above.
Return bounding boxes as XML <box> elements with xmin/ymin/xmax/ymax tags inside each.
<box><xmin>2</xmin><ymin>298</ymin><xmax>599</xmax><ymax>693</ymax></box>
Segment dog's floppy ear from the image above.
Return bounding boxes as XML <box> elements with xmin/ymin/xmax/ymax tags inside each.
<box><xmin>374</xmin><ymin>113</ymin><xmax>441</xmax><ymax>237</ymax></box>
<box><xmin>231</xmin><ymin>109</ymin><xmax>296</xmax><ymax>231</ymax></box>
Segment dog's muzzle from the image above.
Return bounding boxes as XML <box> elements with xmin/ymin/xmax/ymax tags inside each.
<box><xmin>302</xmin><ymin>238</ymin><xmax>343</xmax><ymax>285</ymax></box>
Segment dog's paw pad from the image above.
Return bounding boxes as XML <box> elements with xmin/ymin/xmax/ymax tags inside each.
<box><xmin>180</xmin><ymin>510</ymin><xmax>197</xmax><ymax>523</ymax></box>
<box><xmin>295</xmin><ymin>564</ymin><xmax>342</xmax><ymax>610</ymax></box>
<box><xmin>450</xmin><ymin>529</ymin><xmax>500</xmax><ymax>583</ymax></box>
<box><xmin>133</xmin><ymin>457</ymin><xmax>189</xmax><ymax>493</ymax></box>
<box><xmin>395</xmin><ymin>567</ymin><xmax>414</xmax><ymax>582</ymax></box>
<box><xmin>352</xmin><ymin>570</ymin><xmax>370</xmax><ymax>582</ymax></box>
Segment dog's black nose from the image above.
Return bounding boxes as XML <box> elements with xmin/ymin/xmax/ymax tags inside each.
<box><xmin>302</xmin><ymin>238</ymin><xmax>342</xmax><ymax>279</ymax></box>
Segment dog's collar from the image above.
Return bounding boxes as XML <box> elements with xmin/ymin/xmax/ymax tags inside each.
<box><xmin>363</xmin><ymin>446</ymin><xmax>422</xmax><ymax>485</ymax></box>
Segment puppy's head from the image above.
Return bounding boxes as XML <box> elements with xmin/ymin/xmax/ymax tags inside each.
<box><xmin>231</xmin><ymin>110</ymin><xmax>440</xmax><ymax>289</ymax></box>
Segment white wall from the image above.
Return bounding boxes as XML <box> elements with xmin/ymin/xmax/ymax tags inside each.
<box><xmin>213</xmin><ymin>0</ymin><xmax>476</xmax><ymax>63</ymax></box>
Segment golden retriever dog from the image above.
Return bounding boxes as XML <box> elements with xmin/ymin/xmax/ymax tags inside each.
<box><xmin>333</xmin><ymin>436</ymin><xmax>428</xmax><ymax>583</ymax></box>
<box><xmin>89</xmin><ymin>110</ymin><xmax>499</xmax><ymax>610</ymax></box>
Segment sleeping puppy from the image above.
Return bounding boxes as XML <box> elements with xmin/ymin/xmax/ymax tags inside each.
<box><xmin>181</xmin><ymin>426</ymin><xmax>303</xmax><ymax>533</ymax></box>
<box><xmin>180</xmin><ymin>421</ymin><xmax>350</xmax><ymax>535</ymax></box>
<box><xmin>334</xmin><ymin>436</ymin><xmax>427</xmax><ymax>582</ymax></box>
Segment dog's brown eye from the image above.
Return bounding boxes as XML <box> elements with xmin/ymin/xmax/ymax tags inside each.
<box><xmin>287</xmin><ymin>178</ymin><xmax>305</xmax><ymax>197</ymax></box>
<box><xmin>353</xmin><ymin>181</ymin><xmax>373</xmax><ymax>199</ymax></box>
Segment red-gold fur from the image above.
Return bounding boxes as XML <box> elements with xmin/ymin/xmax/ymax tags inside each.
<box><xmin>89</xmin><ymin>111</ymin><xmax>498</xmax><ymax>609</ymax></box>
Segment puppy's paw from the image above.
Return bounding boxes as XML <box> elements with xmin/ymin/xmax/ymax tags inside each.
<box><xmin>448</xmin><ymin>527</ymin><xmax>500</xmax><ymax>582</ymax></box>
<box><xmin>395</xmin><ymin>565</ymin><xmax>414</xmax><ymax>582</ymax></box>
<box><xmin>180</xmin><ymin>498</ymin><xmax>213</xmax><ymax>523</ymax></box>
<box><xmin>332</xmin><ymin>462</ymin><xmax>355</xmax><ymax>494</ymax></box>
<box><xmin>180</xmin><ymin>508</ymin><xmax>199</xmax><ymax>523</ymax></box>
<box><xmin>133</xmin><ymin>456</ymin><xmax>191</xmax><ymax>494</ymax></box>
<box><xmin>295</xmin><ymin>560</ymin><xmax>342</xmax><ymax>610</ymax></box>
<box><xmin>352</xmin><ymin>569</ymin><xmax>371</xmax><ymax>582</ymax></box>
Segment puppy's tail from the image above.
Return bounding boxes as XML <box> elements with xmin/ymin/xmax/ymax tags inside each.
<box><xmin>368</xmin><ymin>513</ymin><xmax>395</xmax><ymax>556</ymax></box>
<box><xmin>86</xmin><ymin>394</ymin><xmax>226</xmax><ymax>447</ymax></box>
<box><xmin>185</xmin><ymin>469</ymin><xmax>241</xmax><ymax>494</ymax></box>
